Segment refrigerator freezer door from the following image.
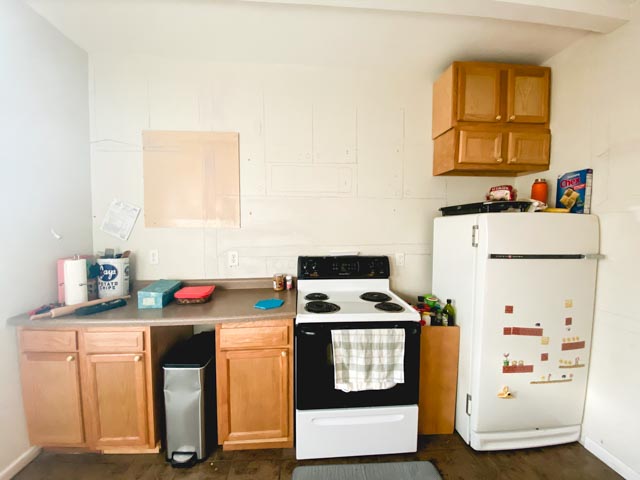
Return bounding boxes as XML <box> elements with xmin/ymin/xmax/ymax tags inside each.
<box><xmin>470</xmin><ymin>255</ymin><xmax>598</xmax><ymax>450</ymax></box>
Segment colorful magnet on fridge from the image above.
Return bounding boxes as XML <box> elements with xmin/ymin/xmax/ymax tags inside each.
<box><xmin>505</xmin><ymin>305</ymin><xmax>514</xmax><ymax>314</ymax></box>
<box><xmin>541</xmin><ymin>353</ymin><xmax>549</xmax><ymax>361</ymax></box>
<box><xmin>565</xmin><ymin>317</ymin><xmax>573</xmax><ymax>325</ymax></box>
<box><xmin>541</xmin><ymin>336</ymin><xmax>550</xmax><ymax>345</ymax></box>
<box><xmin>564</xmin><ymin>299</ymin><xmax>573</xmax><ymax>308</ymax></box>
<box><xmin>497</xmin><ymin>386</ymin><xmax>513</xmax><ymax>399</ymax></box>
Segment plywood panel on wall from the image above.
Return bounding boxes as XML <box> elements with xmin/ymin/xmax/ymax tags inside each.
<box><xmin>142</xmin><ymin>130</ymin><xmax>240</xmax><ymax>228</ymax></box>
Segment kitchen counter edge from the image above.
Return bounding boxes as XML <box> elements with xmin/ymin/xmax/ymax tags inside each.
<box><xmin>7</xmin><ymin>278</ymin><xmax>297</xmax><ymax>328</ymax></box>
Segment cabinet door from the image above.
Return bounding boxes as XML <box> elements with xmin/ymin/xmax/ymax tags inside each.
<box><xmin>458</xmin><ymin>130</ymin><xmax>504</xmax><ymax>166</ymax></box>
<box><xmin>457</xmin><ymin>65</ymin><xmax>502</xmax><ymax>123</ymax></box>
<box><xmin>83</xmin><ymin>353</ymin><xmax>149</xmax><ymax>447</ymax></box>
<box><xmin>507</xmin><ymin>67</ymin><xmax>550</xmax><ymax>124</ymax></box>
<box><xmin>507</xmin><ymin>131</ymin><xmax>550</xmax><ymax>166</ymax></box>
<box><xmin>20</xmin><ymin>352</ymin><xmax>85</xmax><ymax>446</ymax></box>
<box><xmin>217</xmin><ymin>348</ymin><xmax>291</xmax><ymax>449</ymax></box>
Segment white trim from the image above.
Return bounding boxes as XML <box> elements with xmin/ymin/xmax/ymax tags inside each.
<box><xmin>582</xmin><ymin>436</ymin><xmax>640</xmax><ymax>480</ymax></box>
<box><xmin>0</xmin><ymin>447</ymin><xmax>40</xmax><ymax>480</ymax></box>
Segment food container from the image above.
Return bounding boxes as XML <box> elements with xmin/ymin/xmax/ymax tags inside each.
<box><xmin>97</xmin><ymin>258</ymin><xmax>130</xmax><ymax>299</ymax></box>
<box><xmin>174</xmin><ymin>286</ymin><xmax>216</xmax><ymax>305</ymax></box>
<box><xmin>273</xmin><ymin>274</ymin><xmax>285</xmax><ymax>291</ymax></box>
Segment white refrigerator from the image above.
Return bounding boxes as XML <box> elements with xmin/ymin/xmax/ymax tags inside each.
<box><xmin>432</xmin><ymin>213</ymin><xmax>600</xmax><ymax>451</ymax></box>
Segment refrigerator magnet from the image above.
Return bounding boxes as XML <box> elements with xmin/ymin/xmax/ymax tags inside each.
<box><xmin>564</xmin><ymin>299</ymin><xmax>573</xmax><ymax>308</ymax></box>
<box><xmin>504</xmin><ymin>305</ymin><xmax>514</xmax><ymax>314</ymax></box>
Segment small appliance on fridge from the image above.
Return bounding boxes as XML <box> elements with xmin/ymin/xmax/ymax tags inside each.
<box><xmin>432</xmin><ymin>213</ymin><xmax>600</xmax><ymax>451</ymax></box>
<box><xmin>295</xmin><ymin>256</ymin><xmax>421</xmax><ymax>460</ymax></box>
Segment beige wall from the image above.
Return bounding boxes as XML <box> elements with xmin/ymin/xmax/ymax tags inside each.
<box><xmin>0</xmin><ymin>1</ymin><xmax>91</xmax><ymax>476</ymax></box>
<box><xmin>517</xmin><ymin>5</ymin><xmax>640</xmax><ymax>478</ymax></box>
<box><xmin>89</xmin><ymin>55</ymin><xmax>506</xmax><ymax>300</ymax></box>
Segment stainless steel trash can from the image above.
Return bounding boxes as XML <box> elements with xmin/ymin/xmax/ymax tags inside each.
<box><xmin>163</xmin><ymin>331</ymin><xmax>216</xmax><ymax>468</ymax></box>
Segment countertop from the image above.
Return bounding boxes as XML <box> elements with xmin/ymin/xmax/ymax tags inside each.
<box><xmin>7</xmin><ymin>278</ymin><xmax>297</xmax><ymax>328</ymax></box>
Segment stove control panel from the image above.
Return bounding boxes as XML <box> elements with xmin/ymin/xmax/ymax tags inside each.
<box><xmin>297</xmin><ymin>256</ymin><xmax>390</xmax><ymax>279</ymax></box>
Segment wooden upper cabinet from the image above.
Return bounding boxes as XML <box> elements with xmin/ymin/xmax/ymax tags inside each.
<box><xmin>432</xmin><ymin>61</ymin><xmax>551</xmax><ymax>176</ymax></box>
<box><xmin>457</xmin><ymin>65</ymin><xmax>502</xmax><ymax>123</ymax></box>
<box><xmin>507</xmin><ymin>131</ymin><xmax>550</xmax><ymax>166</ymax></box>
<box><xmin>83</xmin><ymin>353</ymin><xmax>149</xmax><ymax>447</ymax></box>
<box><xmin>507</xmin><ymin>67</ymin><xmax>550</xmax><ymax>124</ymax></box>
<box><xmin>458</xmin><ymin>130</ymin><xmax>503</xmax><ymax>166</ymax></box>
<box><xmin>20</xmin><ymin>352</ymin><xmax>85</xmax><ymax>446</ymax></box>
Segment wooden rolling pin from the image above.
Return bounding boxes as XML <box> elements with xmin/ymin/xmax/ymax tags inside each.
<box><xmin>30</xmin><ymin>295</ymin><xmax>131</xmax><ymax>320</ymax></box>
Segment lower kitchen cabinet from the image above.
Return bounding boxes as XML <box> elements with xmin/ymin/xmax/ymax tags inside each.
<box><xmin>18</xmin><ymin>326</ymin><xmax>191</xmax><ymax>451</ymax></box>
<box><xmin>20</xmin><ymin>351</ymin><xmax>85</xmax><ymax>446</ymax></box>
<box><xmin>215</xmin><ymin>319</ymin><xmax>294</xmax><ymax>450</ymax></box>
<box><xmin>83</xmin><ymin>353</ymin><xmax>149</xmax><ymax>448</ymax></box>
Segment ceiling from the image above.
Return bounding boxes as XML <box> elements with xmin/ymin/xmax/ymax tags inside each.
<box><xmin>25</xmin><ymin>0</ymin><xmax>633</xmax><ymax>72</ymax></box>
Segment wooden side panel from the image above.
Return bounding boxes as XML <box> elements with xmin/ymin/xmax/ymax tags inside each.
<box><xmin>20</xmin><ymin>330</ymin><xmax>77</xmax><ymax>352</ymax></box>
<box><xmin>83</xmin><ymin>353</ymin><xmax>148</xmax><ymax>447</ymax></box>
<box><xmin>507</xmin><ymin>131</ymin><xmax>551</xmax><ymax>166</ymax></box>
<box><xmin>507</xmin><ymin>67</ymin><xmax>550</xmax><ymax>124</ymax></box>
<box><xmin>433</xmin><ymin>128</ymin><xmax>457</xmax><ymax>176</ymax></box>
<box><xmin>457</xmin><ymin>64</ymin><xmax>502</xmax><ymax>123</ymax></box>
<box><xmin>20</xmin><ymin>352</ymin><xmax>85</xmax><ymax>446</ymax></box>
<box><xmin>432</xmin><ymin>64</ymin><xmax>454</xmax><ymax>139</ymax></box>
<box><xmin>418</xmin><ymin>326</ymin><xmax>460</xmax><ymax>435</ymax></box>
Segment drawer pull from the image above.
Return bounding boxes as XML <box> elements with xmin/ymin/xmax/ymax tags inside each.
<box><xmin>134</xmin><ymin>355</ymin><xmax>142</xmax><ymax>362</ymax></box>
<box><xmin>495</xmin><ymin>115</ymin><xmax>502</xmax><ymax>120</ymax></box>
<box><xmin>509</xmin><ymin>115</ymin><xmax>516</xmax><ymax>121</ymax></box>
<box><xmin>281</xmin><ymin>351</ymin><xmax>287</xmax><ymax>357</ymax></box>
<box><xmin>66</xmin><ymin>355</ymin><xmax>75</xmax><ymax>362</ymax></box>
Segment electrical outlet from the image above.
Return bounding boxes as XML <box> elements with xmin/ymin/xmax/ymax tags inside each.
<box><xmin>228</xmin><ymin>250</ymin><xmax>239</xmax><ymax>267</ymax></box>
<box><xmin>149</xmin><ymin>249</ymin><xmax>159</xmax><ymax>265</ymax></box>
<box><xmin>395</xmin><ymin>253</ymin><xmax>405</xmax><ymax>267</ymax></box>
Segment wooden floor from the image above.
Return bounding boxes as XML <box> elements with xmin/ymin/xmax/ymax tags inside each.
<box><xmin>14</xmin><ymin>434</ymin><xmax>622</xmax><ymax>480</ymax></box>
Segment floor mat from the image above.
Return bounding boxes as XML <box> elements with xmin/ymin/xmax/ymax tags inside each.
<box><xmin>292</xmin><ymin>461</ymin><xmax>442</xmax><ymax>480</ymax></box>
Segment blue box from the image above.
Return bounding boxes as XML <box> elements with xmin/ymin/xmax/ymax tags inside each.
<box><xmin>138</xmin><ymin>280</ymin><xmax>182</xmax><ymax>309</ymax></box>
<box><xmin>556</xmin><ymin>169</ymin><xmax>593</xmax><ymax>214</ymax></box>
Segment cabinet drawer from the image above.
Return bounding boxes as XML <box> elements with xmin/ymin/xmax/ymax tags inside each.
<box><xmin>83</xmin><ymin>330</ymin><xmax>145</xmax><ymax>353</ymax></box>
<box><xmin>20</xmin><ymin>330</ymin><xmax>77</xmax><ymax>352</ymax></box>
<box><xmin>219</xmin><ymin>326</ymin><xmax>289</xmax><ymax>350</ymax></box>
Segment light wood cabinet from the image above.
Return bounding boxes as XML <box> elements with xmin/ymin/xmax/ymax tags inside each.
<box><xmin>418</xmin><ymin>326</ymin><xmax>460</xmax><ymax>435</ymax></box>
<box><xmin>20</xmin><ymin>351</ymin><xmax>85</xmax><ymax>446</ymax></box>
<box><xmin>216</xmin><ymin>319</ymin><xmax>293</xmax><ymax>450</ymax></box>
<box><xmin>18</xmin><ymin>326</ymin><xmax>191</xmax><ymax>452</ymax></box>
<box><xmin>432</xmin><ymin>61</ymin><xmax>551</xmax><ymax>176</ymax></box>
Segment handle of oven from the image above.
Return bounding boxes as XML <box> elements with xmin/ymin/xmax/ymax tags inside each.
<box><xmin>296</xmin><ymin>325</ymin><xmax>420</xmax><ymax>336</ymax></box>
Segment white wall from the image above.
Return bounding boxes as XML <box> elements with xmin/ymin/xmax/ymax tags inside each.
<box><xmin>89</xmin><ymin>55</ymin><xmax>508</xmax><ymax>299</ymax></box>
<box><xmin>516</xmin><ymin>5</ymin><xmax>640</xmax><ymax>478</ymax></box>
<box><xmin>0</xmin><ymin>1</ymin><xmax>92</xmax><ymax>476</ymax></box>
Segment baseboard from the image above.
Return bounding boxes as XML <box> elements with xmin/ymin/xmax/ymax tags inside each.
<box><xmin>582</xmin><ymin>436</ymin><xmax>639</xmax><ymax>480</ymax></box>
<box><xmin>0</xmin><ymin>446</ymin><xmax>40</xmax><ymax>480</ymax></box>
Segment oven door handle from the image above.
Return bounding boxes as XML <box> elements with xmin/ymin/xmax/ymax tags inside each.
<box><xmin>298</xmin><ymin>329</ymin><xmax>317</xmax><ymax>336</ymax></box>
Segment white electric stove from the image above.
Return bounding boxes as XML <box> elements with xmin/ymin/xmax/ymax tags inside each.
<box><xmin>294</xmin><ymin>256</ymin><xmax>420</xmax><ymax>460</ymax></box>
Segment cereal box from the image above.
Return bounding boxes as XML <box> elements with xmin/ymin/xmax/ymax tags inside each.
<box><xmin>556</xmin><ymin>169</ymin><xmax>593</xmax><ymax>214</ymax></box>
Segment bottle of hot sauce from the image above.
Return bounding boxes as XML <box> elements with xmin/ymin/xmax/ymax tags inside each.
<box><xmin>531</xmin><ymin>178</ymin><xmax>548</xmax><ymax>204</ymax></box>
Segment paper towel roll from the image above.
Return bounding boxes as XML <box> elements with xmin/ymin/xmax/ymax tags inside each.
<box><xmin>64</xmin><ymin>259</ymin><xmax>88</xmax><ymax>305</ymax></box>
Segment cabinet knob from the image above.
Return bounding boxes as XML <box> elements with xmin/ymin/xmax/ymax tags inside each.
<box><xmin>134</xmin><ymin>355</ymin><xmax>142</xmax><ymax>362</ymax></box>
<box><xmin>510</xmin><ymin>157</ymin><xmax>517</xmax><ymax>163</ymax></box>
<box><xmin>281</xmin><ymin>351</ymin><xmax>287</xmax><ymax>357</ymax></box>
<box><xmin>496</xmin><ymin>157</ymin><xmax>503</xmax><ymax>164</ymax></box>
<box><xmin>495</xmin><ymin>115</ymin><xmax>502</xmax><ymax>120</ymax></box>
<box><xmin>66</xmin><ymin>355</ymin><xmax>74</xmax><ymax>362</ymax></box>
<box><xmin>509</xmin><ymin>115</ymin><xmax>516</xmax><ymax>121</ymax></box>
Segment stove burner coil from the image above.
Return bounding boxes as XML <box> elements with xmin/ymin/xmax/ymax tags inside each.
<box><xmin>374</xmin><ymin>302</ymin><xmax>404</xmax><ymax>312</ymax></box>
<box><xmin>360</xmin><ymin>292</ymin><xmax>392</xmax><ymax>303</ymax></box>
<box><xmin>304</xmin><ymin>293</ymin><xmax>329</xmax><ymax>301</ymax></box>
<box><xmin>304</xmin><ymin>301</ymin><xmax>341</xmax><ymax>314</ymax></box>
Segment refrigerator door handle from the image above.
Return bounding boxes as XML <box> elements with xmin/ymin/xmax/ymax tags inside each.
<box><xmin>584</xmin><ymin>253</ymin><xmax>605</xmax><ymax>260</ymax></box>
<box><xmin>489</xmin><ymin>254</ymin><xmax>604</xmax><ymax>260</ymax></box>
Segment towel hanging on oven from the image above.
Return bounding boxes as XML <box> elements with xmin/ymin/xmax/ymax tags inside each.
<box><xmin>331</xmin><ymin>329</ymin><xmax>405</xmax><ymax>393</ymax></box>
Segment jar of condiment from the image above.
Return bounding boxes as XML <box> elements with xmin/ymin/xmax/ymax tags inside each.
<box><xmin>531</xmin><ymin>178</ymin><xmax>548</xmax><ymax>204</ymax></box>
<box><xmin>273</xmin><ymin>274</ymin><xmax>284</xmax><ymax>291</ymax></box>
<box><xmin>285</xmin><ymin>275</ymin><xmax>293</xmax><ymax>290</ymax></box>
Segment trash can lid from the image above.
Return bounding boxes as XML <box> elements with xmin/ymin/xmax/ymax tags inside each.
<box><xmin>163</xmin><ymin>331</ymin><xmax>215</xmax><ymax>368</ymax></box>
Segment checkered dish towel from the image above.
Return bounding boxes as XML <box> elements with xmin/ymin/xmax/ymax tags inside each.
<box><xmin>331</xmin><ymin>329</ymin><xmax>405</xmax><ymax>393</ymax></box>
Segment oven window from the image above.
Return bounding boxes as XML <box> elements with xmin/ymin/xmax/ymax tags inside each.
<box><xmin>295</xmin><ymin>322</ymin><xmax>420</xmax><ymax>410</ymax></box>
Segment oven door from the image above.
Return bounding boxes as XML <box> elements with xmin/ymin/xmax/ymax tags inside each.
<box><xmin>295</xmin><ymin>321</ymin><xmax>420</xmax><ymax>410</ymax></box>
